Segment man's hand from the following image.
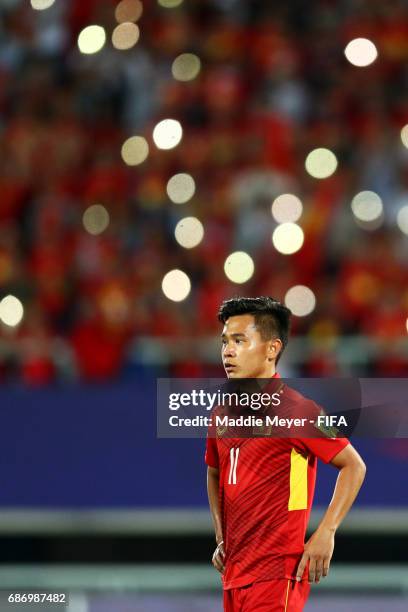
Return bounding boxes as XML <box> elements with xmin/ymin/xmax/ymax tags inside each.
<box><xmin>296</xmin><ymin>527</ymin><xmax>335</xmax><ymax>584</ymax></box>
<box><xmin>212</xmin><ymin>540</ymin><xmax>225</xmax><ymax>573</ymax></box>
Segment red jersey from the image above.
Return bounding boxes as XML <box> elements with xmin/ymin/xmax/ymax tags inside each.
<box><xmin>205</xmin><ymin>376</ymin><xmax>349</xmax><ymax>590</ymax></box>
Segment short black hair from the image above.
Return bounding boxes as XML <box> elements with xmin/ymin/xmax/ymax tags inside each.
<box><xmin>218</xmin><ymin>296</ymin><xmax>291</xmax><ymax>363</ymax></box>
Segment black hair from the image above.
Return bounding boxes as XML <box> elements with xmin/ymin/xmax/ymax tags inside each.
<box><xmin>218</xmin><ymin>296</ymin><xmax>292</xmax><ymax>363</ymax></box>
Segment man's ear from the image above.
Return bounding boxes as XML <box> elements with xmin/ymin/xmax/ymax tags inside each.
<box><xmin>267</xmin><ymin>339</ymin><xmax>282</xmax><ymax>361</ymax></box>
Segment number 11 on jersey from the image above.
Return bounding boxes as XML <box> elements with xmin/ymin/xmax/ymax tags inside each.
<box><xmin>228</xmin><ymin>447</ymin><xmax>240</xmax><ymax>485</ymax></box>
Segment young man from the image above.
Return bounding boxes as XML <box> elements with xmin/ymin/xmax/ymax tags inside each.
<box><xmin>206</xmin><ymin>296</ymin><xmax>366</xmax><ymax>612</ymax></box>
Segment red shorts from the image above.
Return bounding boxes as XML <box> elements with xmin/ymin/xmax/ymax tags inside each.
<box><xmin>223</xmin><ymin>579</ymin><xmax>310</xmax><ymax>612</ymax></box>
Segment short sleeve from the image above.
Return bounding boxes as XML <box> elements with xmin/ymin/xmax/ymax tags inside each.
<box><xmin>296</xmin><ymin>437</ymin><xmax>350</xmax><ymax>464</ymax></box>
<box><xmin>205</xmin><ymin>435</ymin><xmax>219</xmax><ymax>468</ymax></box>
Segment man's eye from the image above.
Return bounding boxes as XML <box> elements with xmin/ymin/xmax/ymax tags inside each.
<box><xmin>235</xmin><ymin>339</ymin><xmax>242</xmax><ymax>344</ymax></box>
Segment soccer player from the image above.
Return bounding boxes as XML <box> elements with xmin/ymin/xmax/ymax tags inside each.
<box><xmin>206</xmin><ymin>297</ymin><xmax>366</xmax><ymax>612</ymax></box>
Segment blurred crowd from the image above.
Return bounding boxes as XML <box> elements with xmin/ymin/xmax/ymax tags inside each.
<box><xmin>0</xmin><ymin>0</ymin><xmax>408</xmax><ymax>384</ymax></box>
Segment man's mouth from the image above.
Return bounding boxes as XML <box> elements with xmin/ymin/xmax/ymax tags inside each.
<box><xmin>224</xmin><ymin>363</ymin><xmax>237</xmax><ymax>372</ymax></box>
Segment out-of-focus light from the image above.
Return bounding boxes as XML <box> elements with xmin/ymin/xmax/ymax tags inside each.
<box><xmin>175</xmin><ymin>217</ymin><xmax>204</xmax><ymax>249</ymax></box>
<box><xmin>396</xmin><ymin>205</ymin><xmax>408</xmax><ymax>235</ymax></box>
<box><xmin>166</xmin><ymin>173</ymin><xmax>195</xmax><ymax>203</ymax></box>
<box><xmin>83</xmin><ymin>205</ymin><xmax>110</xmax><ymax>235</ymax></box>
<box><xmin>224</xmin><ymin>252</ymin><xmax>254</xmax><ymax>284</ymax></box>
<box><xmin>158</xmin><ymin>0</ymin><xmax>183</xmax><ymax>8</ymax></box>
<box><xmin>271</xmin><ymin>194</ymin><xmax>303</xmax><ymax>223</ymax></box>
<box><xmin>285</xmin><ymin>285</ymin><xmax>316</xmax><ymax>317</ymax></box>
<box><xmin>115</xmin><ymin>0</ymin><xmax>143</xmax><ymax>23</ymax></box>
<box><xmin>272</xmin><ymin>223</ymin><xmax>304</xmax><ymax>255</ymax></box>
<box><xmin>400</xmin><ymin>125</ymin><xmax>408</xmax><ymax>148</ymax></box>
<box><xmin>30</xmin><ymin>0</ymin><xmax>55</xmax><ymax>10</ymax></box>
<box><xmin>406</xmin><ymin>318</ymin><xmax>408</xmax><ymax>334</ymax></box>
<box><xmin>305</xmin><ymin>148</ymin><xmax>338</xmax><ymax>179</ymax></box>
<box><xmin>172</xmin><ymin>53</ymin><xmax>201</xmax><ymax>81</ymax></box>
<box><xmin>153</xmin><ymin>119</ymin><xmax>183</xmax><ymax>150</ymax></box>
<box><xmin>0</xmin><ymin>295</ymin><xmax>24</xmax><ymax>327</ymax></box>
<box><xmin>112</xmin><ymin>22</ymin><xmax>140</xmax><ymax>50</ymax></box>
<box><xmin>121</xmin><ymin>136</ymin><xmax>149</xmax><ymax>166</ymax></box>
<box><xmin>354</xmin><ymin>216</ymin><xmax>384</xmax><ymax>231</ymax></box>
<box><xmin>351</xmin><ymin>191</ymin><xmax>383</xmax><ymax>222</ymax></box>
<box><xmin>78</xmin><ymin>25</ymin><xmax>106</xmax><ymax>55</ymax></box>
<box><xmin>344</xmin><ymin>38</ymin><xmax>378</xmax><ymax>67</ymax></box>
<box><xmin>162</xmin><ymin>269</ymin><xmax>191</xmax><ymax>302</ymax></box>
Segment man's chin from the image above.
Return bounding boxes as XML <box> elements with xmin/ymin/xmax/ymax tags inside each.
<box><xmin>225</xmin><ymin>370</ymin><xmax>240</xmax><ymax>378</ymax></box>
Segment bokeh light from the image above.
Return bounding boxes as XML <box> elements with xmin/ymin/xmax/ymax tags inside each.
<box><xmin>166</xmin><ymin>173</ymin><xmax>196</xmax><ymax>203</ymax></box>
<box><xmin>0</xmin><ymin>295</ymin><xmax>24</xmax><ymax>327</ymax></box>
<box><xmin>396</xmin><ymin>205</ymin><xmax>408</xmax><ymax>235</ymax></box>
<box><xmin>172</xmin><ymin>53</ymin><xmax>201</xmax><ymax>81</ymax></box>
<box><xmin>400</xmin><ymin>125</ymin><xmax>408</xmax><ymax>149</ymax></box>
<box><xmin>112</xmin><ymin>23</ymin><xmax>140</xmax><ymax>50</ymax></box>
<box><xmin>285</xmin><ymin>285</ymin><xmax>316</xmax><ymax>317</ymax></box>
<box><xmin>175</xmin><ymin>217</ymin><xmax>204</xmax><ymax>249</ymax></box>
<box><xmin>354</xmin><ymin>217</ymin><xmax>383</xmax><ymax>231</ymax></box>
<box><xmin>30</xmin><ymin>0</ymin><xmax>55</xmax><ymax>9</ymax></box>
<box><xmin>305</xmin><ymin>148</ymin><xmax>338</xmax><ymax>179</ymax></box>
<box><xmin>153</xmin><ymin>119</ymin><xmax>183</xmax><ymax>150</ymax></box>
<box><xmin>344</xmin><ymin>38</ymin><xmax>378</xmax><ymax>67</ymax></box>
<box><xmin>158</xmin><ymin>0</ymin><xmax>183</xmax><ymax>8</ymax></box>
<box><xmin>406</xmin><ymin>318</ymin><xmax>408</xmax><ymax>334</ymax></box>
<box><xmin>224</xmin><ymin>252</ymin><xmax>254</xmax><ymax>284</ymax></box>
<box><xmin>351</xmin><ymin>191</ymin><xmax>383</xmax><ymax>222</ymax></box>
<box><xmin>272</xmin><ymin>223</ymin><xmax>304</xmax><ymax>255</ymax></box>
<box><xmin>83</xmin><ymin>205</ymin><xmax>110</xmax><ymax>235</ymax></box>
<box><xmin>77</xmin><ymin>26</ymin><xmax>106</xmax><ymax>55</ymax></box>
<box><xmin>115</xmin><ymin>0</ymin><xmax>143</xmax><ymax>23</ymax></box>
<box><xmin>271</xmin><ymin>194</ymin><xmax>303</xmax><ymax>223</ymax></box>
<box><xmin>121</xmin><ymin>136</ymin><xmax>149</xmax><ymax>166</ymax></box>
<box><xmin>162</xmin><ymin>270</ymin><xmax>191</xmax><ymax>302</ymax></box>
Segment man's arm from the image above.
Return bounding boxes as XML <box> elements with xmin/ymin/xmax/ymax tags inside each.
<box><xmin>207</xmin><ymin>466</ymin><xmax>225</xmax><ymax>573</ymax></box>
<box><xmin>296</xmin><ymin>444</ymin><xmax>366</xmax><ymax>584</ymax></box>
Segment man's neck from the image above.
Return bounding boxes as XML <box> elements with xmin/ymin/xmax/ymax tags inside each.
<box><xmin>257</xmin><ymin>369</ymin><xmax>277</xmax><ymax>379</ymax></box>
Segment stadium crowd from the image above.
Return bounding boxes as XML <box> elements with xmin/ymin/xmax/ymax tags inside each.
<box><xmin>0</xmin><ymin>0</ymin><xmax>407</xmax><ymax>383</ymax></box>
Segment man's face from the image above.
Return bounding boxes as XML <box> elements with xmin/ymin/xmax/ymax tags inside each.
<box><xmin>221</xmin><ymin>314</ymin><xmax>278</xmax><ymax>378</ymax></box>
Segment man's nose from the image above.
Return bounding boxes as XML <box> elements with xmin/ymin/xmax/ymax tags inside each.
<box><xmin>223</xmin><ymin>344</ymin><xmax>236</xmax><ymax>357</ymax></box>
